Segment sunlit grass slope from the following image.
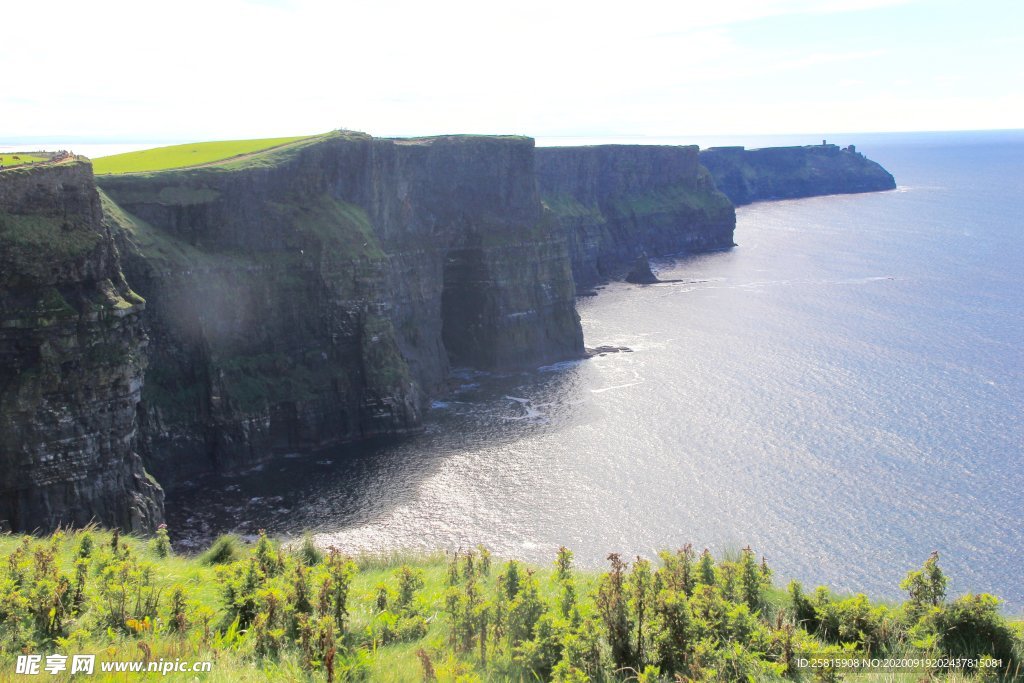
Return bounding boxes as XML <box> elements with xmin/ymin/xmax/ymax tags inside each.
<box><xmin>0</xmin><ymin>152</ymin><xmax>49</xmax><ymax>167</ymax></box>
<box><xmin>0</xmin><ymin>528</ymin><xmax>1021</xmax><ymax>682</ymax></box>
<box><xmin>92</xmin><ymin>136</ymin><xmax>313</xmax><ymax>174</ymax></box>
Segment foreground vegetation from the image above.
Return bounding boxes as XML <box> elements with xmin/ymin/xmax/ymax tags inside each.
<box><xmin>0</xmin><ymin>529</ymin><xmax>1020</xmax><ymax>681</ymax></box>
<box><xmin>91</xmin><ymin>136</ymin><xmax>313</xmax><ymax>174</ymax></box>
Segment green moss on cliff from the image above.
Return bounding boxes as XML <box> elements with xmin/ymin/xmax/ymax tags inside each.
<box><xmin>268</xmin><ymin>193</ymin><xmax>385</xmax><ymax>260</ymax></box>
<box><xmin>104</xmin><ymin>184</ymin><xmax>222</xmax><ymax>206</ymax></box>
<box><xmin>0</xmin><ymin>211</ymin><xmax>101</xmax><ymax>259</ymax></box>
<box><xmin>216</xmin><ymin>352</ymin><xmax>339</xmax><ymax>412</ymax></box>
<box><xmin>101</xmin><ymin>190</ymin><xmax>236</xmax><ymax>270</ymax></box>
<box><xmin>86</xmin><ymin>277</ymin><xmax>144</xmax><ymax>312</ymax></box>
<box><xmin>541</xmin><ymin>194</ymin><xmax>605</xmax><ymax>220</ymax></box>
<box><xmin>611</xmin><ymin>180</ymin><xmax>731</xmax><ymax>218</ymax></box>
<box><xmin>34</xmin><ymin>287</ymin><xmax>73</xmax><ymax>314</ymax></box>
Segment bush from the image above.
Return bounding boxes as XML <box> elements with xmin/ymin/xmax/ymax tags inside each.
<box><xmin>296</xmin><ymin>533</ymin><xmax>323</xmax><ymax>567</ymax></box>
<box><xmin>901</xmin><ymin>551</ymin><xmax>947</xmax><ymax>614</ymax></box>
<box><xmin>200</xmin><ymin>534</ymin><xmax>242</xmax><ymax>565</ymax></box>
<box><xmin>150</xmin><ymin>524</ymin><xmax>172</xmax><ymax>558</ymax></box>
<box><xmin>814</xmin><ymin>593</ymin><xmax>892</xmax><ymax>651</ymax></box>
<box><xmin>922</xmin><ymin>593</ymin><xmax>1020</xmax><ymax>669</ymax></box>
<box><xmin>0</xmin><ymin>533</ymin><xmax>1019</xmax><ymax>683</ymax></box>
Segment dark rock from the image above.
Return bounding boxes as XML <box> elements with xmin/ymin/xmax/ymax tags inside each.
<box><xmin>624</xmin><ymin>255</ymin><xmax>660</xmax><ymax>284</ymax></box>
<box><xmin>0</xmin><ymin>161</ymin><xmax>164</xmax><ymax>533</ymax></box>
<box><xmin>585</xmin><ymin>345</ymin><xmax>633</xmax><ymax>356</ymax></box>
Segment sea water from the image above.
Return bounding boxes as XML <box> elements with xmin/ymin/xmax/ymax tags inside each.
<box><xmin>167</xmin><ymin>131</ymin><xmax>1024</xmax><ymax>612</ymax></box>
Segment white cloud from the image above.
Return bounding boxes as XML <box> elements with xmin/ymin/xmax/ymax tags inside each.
<box><xmin>0</xmin><ymin>0</ymin><xmax>1013</xmax><ymax>139</ymax></box>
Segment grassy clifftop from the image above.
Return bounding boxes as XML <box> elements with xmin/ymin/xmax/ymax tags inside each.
<box><xmin>92</xmin><ymin>135</ymin><xmax>323</xmax><ymax>175</ymax></box>
<box><xmin>0</xmin><ymin>152</ymin><xmax>49</xmax><ymax>167</ymax></box>
<box><xmin>0</xmin><ymin>529</ymin><xmax>1020</xmax><ymax>682</ymax></box>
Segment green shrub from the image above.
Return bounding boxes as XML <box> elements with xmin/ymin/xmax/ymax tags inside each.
<box><xmin>200</xmin><ymin>534</ymin><xmax>242</xmax><ymax>565</ymax></box>
<box><xmin>901</xmin><ymin>551</ymin><xmax>948</xmax><ymax>613</ymax></box>
<box><xmin>150</xmin><ymin>524</ymin><xmax>172</xmax><ymax>558</ymax></box>
<box><xmin>920</xmin><ymin>593</ymin><xmax>1020</xmax><ymax>669</ymax></box>
<box><xmin>0</xmin><ymin>532</ymin><xmax>1018</xmax><ymax>682</ymax></box>
<box><xmin>296</xmin><ymin>533</ymin><xmax>323</xmax><ymax>567</ymax></box>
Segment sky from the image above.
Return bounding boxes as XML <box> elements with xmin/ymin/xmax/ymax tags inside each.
<box><xmin>2</xmin><ymin>0</ymin><xmax>1021</xmax><ymax>142</ymax></box>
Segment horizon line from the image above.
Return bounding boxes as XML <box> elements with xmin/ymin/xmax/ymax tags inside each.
<box><xmin>3</xmin><ymin>127</ymin><xmax>1023</xmax><ymax>148</ymax></box>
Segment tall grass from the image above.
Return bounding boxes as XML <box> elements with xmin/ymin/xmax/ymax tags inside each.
<box><xmin>0</xmin><ymin>530</ymin><xmax>1018</xmax><ymax>681</ymax></box>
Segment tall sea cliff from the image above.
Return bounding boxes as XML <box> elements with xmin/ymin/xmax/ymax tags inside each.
<box><xmin>537</xmin><ymin>145</ymin><xmax>735</xmax><ymax>291</ymax></box>
<box><xmin>0</xmin><ymin>132</ymin><xmax>896</xmax><ymax>533</ymax></box>
<box><xmin>0</xmin><ymin>161</ymin><xmax>163</xmax><ymax>531</ymax></box>
<box><xmin>97</xmin><ymin>133</ymin><xmax>584</xmax><ymax>485</ymax></box>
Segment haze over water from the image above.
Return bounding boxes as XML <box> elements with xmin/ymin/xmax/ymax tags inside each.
<box><xmin>169</xmin><ymin>131</ymin><xmax>1024</xmax><ymax>613</ymax></box>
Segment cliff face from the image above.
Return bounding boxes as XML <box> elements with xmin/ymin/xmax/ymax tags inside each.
<box><xmin>0</xmin><ymin>161</ymin><xmax>164</xmax><ymax>532</ymax></box>
<box><xmin>96</xmin><ymin>133</ymin><xmax>583</xmax><ymax>484</ymax></box>
<box><xmin>699</xmin><ymin>144</ymin><xmax>896</xmax><ymax>206</ymax></box>
<box><xmin>0</xmin><ymin>133</ymin><xmax>902</xmax><ymax>530</ymax></box>
<box><xmin>536</xmin><ymin>145</ymin><xmax>735</xmax><ymax>291</ymax></box>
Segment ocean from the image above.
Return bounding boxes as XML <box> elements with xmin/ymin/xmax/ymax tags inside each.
<box><xmin>152</xmin><ymin>130</ymin><xmax>1022</xmax><ymax>612</ymax></box>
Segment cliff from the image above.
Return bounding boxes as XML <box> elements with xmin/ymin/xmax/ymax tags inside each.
<box><xmin>96</xmin><ymin>133</ymin><xmax>584</xmax><ymax>485</ymax></box>
<box><xmin>536</xmin><ymin>145</ymin><xmax>736</xmax><ymax>291</ymax></box>
<box><xmin>0</xmin><ymin>161</ymin><xmax>164</xmax><ymax>532</ymax></box>
<box><xmin>0</xmin><ymin>133</ymin><xmax>898</xmax><ymax>532</ymax></box>
<box><xmin>699</xmin><ymin>143</ymin><xmax>896</xmax><ymax>206</ymax></box>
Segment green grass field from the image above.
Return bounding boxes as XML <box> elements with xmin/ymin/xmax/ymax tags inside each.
<box><xmin>0</xmin><ymin>529</ymin><xmax>1020</xmax><ymax>681</ymax></box>
<box><xmin>0</xmin><ymin>152</ymin><xmax>49</xmax><ymax>167</ymax></box>
<box><xmin>91</xmin><ymin>136</ymin><xmax>314</xmax><ymax>175</ymax></box>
